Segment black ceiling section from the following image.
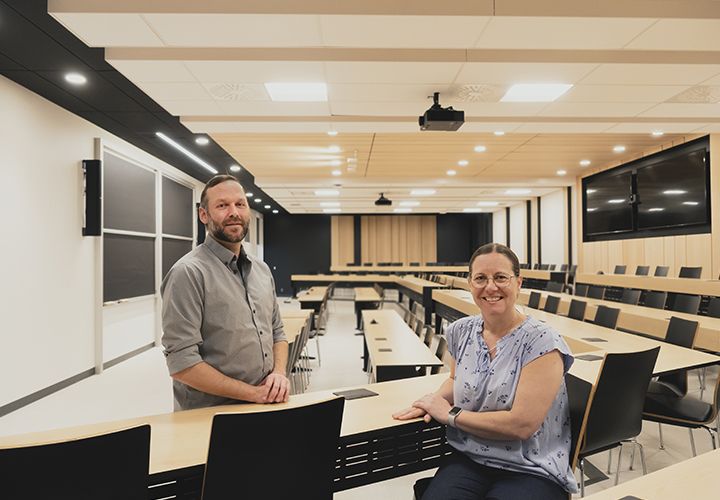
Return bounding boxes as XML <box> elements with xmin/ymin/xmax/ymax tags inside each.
<box><xmin>0</xmin><ymin>0</ymin><xmax>285</xmax><ymax>214</ymax></box>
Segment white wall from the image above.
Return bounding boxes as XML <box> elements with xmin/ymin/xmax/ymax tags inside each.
<box><xmin>509</xmin><ymin>203</ymin><xmax>527</xmax><ymax>263</ymax></box>
<box><xmin>492</xmin><ymin>209</ymin><xmax>506</xmax><ymax>245</ymax></box>
<box><xmin>540</xmin><ymin>189</ymin><xmax>568</xmax><ymax>266</ymax></box>
<box><xmin>0</xmin><ymin>75</ymin><xmax>203</xmax><ymax>408</ymax></box>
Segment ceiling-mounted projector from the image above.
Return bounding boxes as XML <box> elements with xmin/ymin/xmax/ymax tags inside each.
<box><xmin>419</xmin><ymin>92</ymin><xmax>464</xmax><ymax>131</ymax></box>
<box><xmin>374</xmin><ymin>193</ymin><xmax>392</xmax><ymax>206</ymax></box>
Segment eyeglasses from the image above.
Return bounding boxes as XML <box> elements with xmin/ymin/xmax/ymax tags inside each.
<box><xmin>470</xmin><ymin>273</ymin><xmax>516</xmax><ymax>288</ymax></box>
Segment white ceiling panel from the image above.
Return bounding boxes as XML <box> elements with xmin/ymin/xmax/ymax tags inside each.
<box><xmin>143</xmin><ymin>14</ymin><xmax>323</xmax><ymax>47</ymax></box>
<box><xmin>108</xmin><ymin>60</ymin><xmax>196</xmax><ymax>82</ymax></box>
<box><xmin>136</xmin><ymin>82</ymin><xmax>212</xmax><ymax>101</ymax></box>
<box><xmin>329</xmin><ymin>101</ymin><xmax>430</xmax><ymax>116</ymax></box>
<box><xmin>538</xmin><ymin>102</ymin><xmax>654</xmax><ymax>117</ymax></box>
<box><xmin>324</xmin><ymin>62</ymin><xmax>462</xmax><ymax>84</ymax></box>
<box><xmin>183</xmin><ymin>61</ymin><xmax>327</xmax><ymax>84</ymax></box>
<box><xmin>559</xmin><ymin>85</ymin><xmax>690</xmax><ymax>103</ymax></box>
<box><xmin>625</xmin><ymin>19</ymin><xmax>720</xmax><ymax>51</ymax></box>
<box><xmin>638</xmin><ymin>103</ymin><xmax>720</xmax><ymax>118</ymax></box>
<box><xmin>319</xmin><ymin>15</ymin><xmax>490</xmax><ymax>48</ymax></box>
<box><xmin>51</xmin><ymin>13</ymin><xmax>163</xmax><ymax>47</ymax></box>
<box><xmin>459</xmin><ymin>102</ymin><xmax>548</xmax><ymax>116</ymax></box>
<box><xmin>475</xmin><ymin>16</ymin><xmax>655</xmax><ymax>49</ymax></box>
<box><xmin>700</xmin><ymin>72</ymin><xmax>720</xmax><ymax>85</ymax></box>
<box><xmin>157</xmin><ymin>100</ymin><xmax>222</xmax><ymax>116</ymax></box>
<box><xmin>691</xmin><ymin>124</ymin><xmax>720</xmax><ymax>132</ymax></box>
<box><xmin>605</xmin><ymin>123</ymin><xmax>708</xmax><ymax>133</ymax></box>
<box><xmin>513</xmin><ymin>123</ymin><xmax>617</xmax><ymax>133</ymax></box>
<box><xmin>579</xmin><ymin>64</ymin><xmax>720</xmax><ymax>85</ymax></box>
<box><xmin>328</xmin><ymin>84</ymin><xmax>454</xmax><ymax>102</ymax></box>
<box><xmin>456</xmin><ymin>63</ymin><xmax>598</xmax><ymax>85</ymax></box>
<box><xmin>213</xmin><ymin>101</ymin><xmax>331</xmax><ymax>116</ymax></box>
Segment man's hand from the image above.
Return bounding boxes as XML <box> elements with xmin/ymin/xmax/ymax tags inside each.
<box><xmin>262</xmin><ymin>372</ymin><xmax>290</xmax><ymax>403</ymax></box>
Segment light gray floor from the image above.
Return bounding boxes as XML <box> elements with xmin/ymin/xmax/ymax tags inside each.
<box><xmin>1</xmin><ymin>295</ymin><xmax>717</xmax><ymax>498</ymax></box>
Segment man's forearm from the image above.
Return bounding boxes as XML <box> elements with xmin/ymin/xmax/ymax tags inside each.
<box><xmin>272</xmin><ymin>341</ymin><xmax>289</xmax><ymax>375</ymax></box>
<box><xmin>172</xmin><ymin>361</ymin><xmax>265</xmax><ymax>403</ymax></box>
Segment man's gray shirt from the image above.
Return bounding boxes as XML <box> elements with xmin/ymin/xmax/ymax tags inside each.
<box><xmin>161</xmin><ymin>236</ymin><xmax>286</xmax><ymax>410</ymax></box>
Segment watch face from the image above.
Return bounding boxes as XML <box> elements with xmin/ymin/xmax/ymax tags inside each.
<box><xmin>449</xmin><ymin>406</ymin><xmax>461</xmax><ymax>416</ymax></box>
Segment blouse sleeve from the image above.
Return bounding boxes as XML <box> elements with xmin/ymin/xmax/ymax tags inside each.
<box><xmin>521</xmin><ymin>321</ymin><xmax>574</xmax><ymax>374</ymax></box>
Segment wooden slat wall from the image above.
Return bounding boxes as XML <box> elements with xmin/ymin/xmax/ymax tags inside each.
<box><xmin>330</xmin><ymin>215</ymin><xmax>355</xmax><ymax>268</ymax></box>
<box><xmin>359</xmin><ymin>215</ymin><xmax>436</xmax><ymax>264</ymax></box>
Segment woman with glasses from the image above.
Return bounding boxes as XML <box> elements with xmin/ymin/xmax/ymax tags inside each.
<box><xmin>393</xmin><ymin>243</ymin><xmax>577</xmax><ymax>499</ymax></box>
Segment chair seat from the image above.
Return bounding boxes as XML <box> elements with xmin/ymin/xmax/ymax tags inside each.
<box><xmin>644</xmin><ymin>392</ymin><xmax>713</xmax><ymax>424</ymax></box>
<box><xmin>413</xmin><ymin>477</ymin><xmax>433</xmax><ymax>499</ymax></box>
<box><xmin>647</xmin><ymin>379</ymin><xmax>685</xmax><ymax>398</ymax></box>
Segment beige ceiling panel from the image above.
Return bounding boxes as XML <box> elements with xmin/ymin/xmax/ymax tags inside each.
<box><xmin>513</xmin><ymin>122</ymin><xmax>616</xmax><ymax>133</ymax></box>
<box><xmin>328</xmin><ymin>84</ymin><xmax>454</xmax><ymax>102</ymax></box>
<box><xmin>319</xmin><ymin>15</ymin><xmax>490</xmax><ymax>48</ymax></box>
<box><xmin>329</xmin><ymin>101</ymin><xmax>429</xmax><ymax>116</ymax></box>
<box><xmin>136</xmin><ymin>82</ymin><xmax>212</xmax><ymax>101</ymax></box>
<box><xmin>605</xmin><ymin>123</ymin><xmax>708</xmax><ymax>133</ymax></box>
<box><xmin>700</xmin><ymin>72</ymin><xmax>720</xmax><ymax>85</ymax></box>
<box><xmin>51</xmin><ymin>13</ymin><xmax>163</xmax><ymax>46</ymax></box>
<box><xmin>183</xmin><ymin>61</ymin><xmax>326</xmax><ymax>83</ymax></box>
<box><xmin>456</xmin><ymin>62</ymin><xmax>598</xmax><ymax>85</ymax></box>
<box><xmin>457</xmin><ymin>122</ymin><xmax>523</xmax><ymax>133</ymax></box>
<box><xmin>475</xmin><ymin>16</ymin><xmax>655</xmax><ymax>49</ymax></box>
<box><xmin>539</xmin><ymin>102</ymin><xmax>654</xmax><ymax>117</ymax></box>
<box><xmin>460</xmin><ymin>102</ymin><xmax>548</xmax><ymax>116</ymax></box>
<box><xmin>143</xmin><ymin>14</ymin><xmax>323</xmax><ymax>47</ymax></box>
<box><xmin>625</xmin><ymin>19</ymin><xmax>720</xmax><ymax>51</ymax></box>
<box><xmin>324</xmin><ymin>62</ymin><xmax>462</xmax><ymax>84</ymax></box>
<box><xmin>213</xmin><ymin>101</ymin><xmax>331</xmax><ymax>116</ymax></box>
<box><xmin>579</xmin><ymin>64</ymin><xmax>720</xmax><ymax>85</ymax></box>
<box><xmin>157</xmin><ymin>100</ymin><xmax>222</xmax><ymax>116</ymax></box>
<box><xmin>187</xmin><ymin>121</ymin><xmax>337</xmax><ymax>133</ymax></box>
<box><xmin>638</xmin><ymin>103</ymin><xmax>720</xmax><ymax>118</ymax></box>
<box><xmin>108</xmin><ymin>60</ymin><xmax>196</xmax><ymax>82</ymax></box>
<box><xmin>691</xmin><ymin>124</ymin><xmax>720</xmax><ymax>132</ymax></box>
<box><xmin>559</xmin><ymin>84</ymin><xmax>690</xmax><ymax>103</ymax></box>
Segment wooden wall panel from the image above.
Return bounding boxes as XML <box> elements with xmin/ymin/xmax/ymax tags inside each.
<box><xmin>330</xmin><ymin>216</ymin><xmax>355</xmax><ymax>268</ymax></box>
<box><xmin>608</xmin><ymin>240</ymin><xmax>623</xmax><ymax>272</ymax></box>
<box><xmin>686</xmin><ymin>233</ymin><xmax>713</xmax><ymax>279</ymax></box>
<box><xmin>421</xmin><ymin>215</ymin><xmax>437</xmax><ymax>264</ymax></box>
<box><xmin>359</xmin><ymin>215</ymin><xmax>437</xmax><ymax>264</ymax></box>
<box><xmin>644</xmin><ymin>237</ymin><xmax>664</xmax><ymax>272</ymax></box>
<box><xmin>673</xmin><ymin>235</ymin><xmax>687</xmax><ymax>278</ymax></box>
<box><xmin>662</xmin><ymin>237</ymin><xmax>675</xmax><ymax>275</ymax></box>
<box><xmin>623</xmin><ymin>239</ymin><xmax>645</xmax><ymax>272</ymax></box>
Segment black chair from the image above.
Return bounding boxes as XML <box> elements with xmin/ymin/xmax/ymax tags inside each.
<box><xmin>567</xmin><ymin>299</ymin><xmax>588</xmax><ymax>321</ymax></box>
<box><xmin>539</xmin><ymin>264</ymin><xmax>550</xmax><ymax>270</ymax></box>
<box><xmin>647</xmin><ymin>317</ymin><xmax>698</xmax><ymax>398</ymax></box>
<box><xmin>430</xmin><ymin>337</ymin><xmax>448</xmax><ymax>375</ymax></box>
<box><xmin>678</xmin><ymin>266</ymin><xmax>702</xmax><ymax>279</ymax></box>
<box><xmin>635</xmin><ymin>265</ymin><xmax>650</xmax><ymax>276</ymax></box>
<box><xmin>593</xmin><ymin>305</ymin><xmax>620</xmax><ymax>329</ymax></box>
<box><xmin>707</xmin><ymin>297</ymin><xmax>720</xmax><ymax>318</ymax></box>
<box><xmin>669</xmin><ymin>293</ymin><xmax>701</xmax><ymax>314</ymax></box>
<box><xmin>546</xmin><ymin>281</ymin><xmax>564</xmax><ymax>293</ymax></box>
<box><xmin>644</xmin><ymin>291</ymin><xmax>667</xmax><ymax>309</ymax></box>
<box><xmin>0</xmin><ymin>425</ymin><xmax>151</xmax><ymax>500</ymax></box>
<box><xmin>575</xmin><ymin>283</ymin><xmax>589</xmax><ymax>297</ymax></box>
<box><xmin>587</xmin><ymin>285</ymin><xmax>605</xmax><ymax>300</ymax></box>
<box><xmin>422</xmin><ymin>325</ymin><xmax>435</xmax><ymax>348</ymax></box>
<box><xmin>559</xmin><ymin>264</ymin><xmax>569</xmax><ymax>271</ymax></box>
<box><xmin>613</xmin><ymin>265</ymin><xmax>627</xmax><ymax>274</ymax></box>
<box><xmin>548</xmin><ymin>264</ymin><xmax>557</xmax><ymax>271</ymax></box>
<box><xmin>527</xmin><ymin>291</ymin><xmax>541</xmax><ymax>309</ymax></box>
<box><xmin>519</xmin><ymin>263</ymin><xmax>529</xmax><ymax>269</ymax></box>
<box><xmin>543</xmin><ymin>295</ymin><xmax>561</xmax><ymax>314</ymax></box>
<box><xmin>620</xmin><ymin>289</ymin><xmax>641</xmax><ymax>306</ymax></box>
<box><xmin>201</xmin><ymin>398</ymin><xmax>344</xmax><ymax>500</ymax></box>
<box><xmin>576</xmin><ymin>348</ymin><xmax>660</xmax><ymax>496</ymax></box>
<box><xmin>533</xmin><ymin>263</ymin><xmax>540</xmax><ymax>270</ymax></box>
<box><xmin>409</xmin><ymin>262</ymin><xmax>420</xmax><ymax>266</ymax></box>
<box><xmin>654</xmin><ymin>266</ymin><xmax>670</xmax><ymax>277</ymax></box>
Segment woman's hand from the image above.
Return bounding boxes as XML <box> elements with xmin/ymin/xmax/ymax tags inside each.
<box><xmin>411</xmin><ymin>392</ymin><xmax>453</xmax><ymax>424</ymax></box>
<box><xmin>392</xmin><ymin>405</ymin><xmax>427</xmax><ymax>421</ymax></box>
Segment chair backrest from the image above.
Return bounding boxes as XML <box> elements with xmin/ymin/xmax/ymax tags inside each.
<box><xmin>594</xmin><ymin>305</ymin><xmax>620</xmax><ymax>329</ymax></box>
<box><xmin>669</xmin><ymin>293</ymin><xmax>701</xmax><ymax>314</ymax></box>
<box><xmin>431</xmin><ymin>337</ymin><xmax>448</xmax><ymax>375</ymax></box>
<box><xmin>613</xmin><ymin>265</ymin><xmax>627</xmax><ymax>275</ymax></box>
<box><xmin>1</xmin><ymin>425</ymin><xmax>150</xmax><ymax>500</ymax></box>
<box><xmin>414</xmin><ymin>319</ymin><xmax>425</xmax><ymax>337</ymax></box>
<box><xmin>678</xmin><ymin>266</ymin><xmax>702</xmax><ymax>279</ymax></box>
<box><xmin>655</xmin><ymin>317</ymin><xmax>699</xmax><ymax>396</ymax></box>
<box><xmin>559</xmin><ymin>264</ymin><xmax>569</xmax><ymax>271</ymax></box>
<box><xmin>620</xmin><ymin>288</ymin><xmax>641</xmax><ymax>305</ymax></box>
<box><xmin>527</xmin><ymin>291</ymin><xmax>541</xmax><ymax>309</ymax></box>
<box><xmin>543</xmin><ymin>295</ymin><xmax>561</xmax><ymax>314</ymax></box>
<box><xmin>568</xmin><ymin>299</ymin><xmax>587</xmax><ymax>321</ymax></box>
<box><xmin>587</xmin><ymin>285</ymin><xmax>605</xmax><ymax>300</ymax></box>
<box><xmin>707</xmin><ymin>297</ymin><xmax>720</xmax><ymax>318</ymax></box>
<box><xmin>409</xmin><ymin>262</ymin><xmax>420</xmax><ymax>266</ymax></box>
<box><xmin>546</xmin><ymin>281</ymin><xmax>564</xmax><ymax>293</ymax></box>
<box><xmin>533</xmin><ymin>263</ymin><xmax>540</xmax><ymax>270</ymax></box>
<box><xmin>644</xmin><ymin>290</ymin><xmax>667</xmax><ymax>309</ymax></box>
<box><xmin>566</xmin><ymin>373</ymin><xmax>594</xmax><ymax>470</ymax></box>
<box><xmin>635</xmin><ymin>265</ymin><xmax>650</xmax><ymax>276</ymax></box>
<box><xmin>575</xmin><ymin>283</ymin><xmax>589</xmax><ymax>297</ymax></box>
<box><xmin>539</xmin><ymin>264</ymin><xmax>550</xmax><ymax>270</ymax></box>
<box><xmin>654</xmin><ymin>265</ymin><xmax>670</xmax><ymax>277</ymax></box>
<box><xmin>580</xmin><ymin>348</ymin><xmax>660</xmax><ymax>457</ymax></box>
<box><xmin>202</xmin><ymin>398</ymin><xmax>344</xmax><ymax>500</ymax></box>
<box><xmin>548</xmin><ymin>264</ymin><xmax>557</xmax><ymax>271</ymax></box>
<box><xmin>423</xmin><ymin>325</ymin><xmax>435</xmax><ymax>347</ymax></box>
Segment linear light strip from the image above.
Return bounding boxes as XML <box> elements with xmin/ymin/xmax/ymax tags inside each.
<box><xmin>156</xmin><ymin>132</ymin><xmax>218</xmax><ymax>174</ymax></box>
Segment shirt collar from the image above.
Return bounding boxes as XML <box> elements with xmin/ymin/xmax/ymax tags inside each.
<box><xmin>204</xmin><ymin>235</ymin><xmax>250</xmax><ymax>269</ymax></box>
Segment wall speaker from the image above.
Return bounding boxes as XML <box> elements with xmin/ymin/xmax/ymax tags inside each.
<box><xmin>82</xmin><ymin>159</ymin><xmax>102</xmax><ymax>236</ymax></box>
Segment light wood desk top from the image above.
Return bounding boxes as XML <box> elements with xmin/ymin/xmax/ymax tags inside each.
<box><xmin>297</xmin><ymin>286</ymin><xmax>328</xmax><ymax>303</ymax></box>
<box><xmin>584</xmin><ymin>448</ymin><xmax>720</xmax><ymax>500</ymax></box>
<box><xmin>354</xmin><ymin>287</ymin><xmax>382</xmax><ymax>302</ymax></box>
<box><xmin>520</xmin><ymin>269</ymin><xmax>560</xmax><ymax>280</ymax></box>
<box><xmin>0</xmin><ymin>374</ymin><xmax>446</xmax><ymax>475</ymax></box>
<box><xmin>576</xmin><ymin>272</ymin><xmax>720</xmax><ymax>296</ymax></box>
<box><xmin>331</xmin><ymin>265</ymin><xmax>466</xmax><ymax>273</ymax></box>
<box><xmin>395</xmin><ymin>275</ymin><xmax>446</xmax><ymax>294</ymax></box>
<box><xmin>436</xmin><ymin>271</ymin><xmax>560</xmax><ymax>291</ymax></box>
<box><xmin>291</xmin><ymin>274</ymin><xmax>398</xmax><ymax>284</ymax></box>
<box><xmin>279</xmin><ymin>308</ymin><xmax>312</xmax><ymax>320</ymax></box>
<box><xmin>281</xmin><ymin>317</ymin><xmax>308</xmax><ymax>344</ymax></box>
<box><xmin>519</xmin><ymin>289</ymin><xmax>720</xmax><ymax>352</ymax></box>
<box><xmin>362</xmin><ymin>310</ymin><xmax>443</xmax><ymax>369</ymax></box>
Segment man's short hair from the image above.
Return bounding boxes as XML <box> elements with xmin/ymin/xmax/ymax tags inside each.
<box><xmin>200</xmin><ymin>175</ymin><xmax>243</xmax><ymax>209</ymax></box>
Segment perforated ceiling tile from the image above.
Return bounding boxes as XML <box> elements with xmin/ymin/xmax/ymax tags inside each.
<box><xmin>203</xmin><ymin>83</ymin><xmax>269</xmax><ymax>101</ymax></box>
<box><xmin>452</xmin><ymin>84</ymin><xmax>506</xmax><ymax>103</ymax></box>
<box><xmin>667</xmin><ymin>86</ymin><xmax>720</xmax><ymax>104</ymax></box>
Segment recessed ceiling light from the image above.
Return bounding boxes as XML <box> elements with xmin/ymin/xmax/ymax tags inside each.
<box><xmin>556</xmin><ymin>169</ymin><xmax>567</xmax><ymax>176</ymax></box>
<box><xmin>683</xmin><ymin>201</ymin><xmax>699</xmax><ymax>206</ymax></box>
<box><xmin>255</xmin><ymin>198</ymin><xmax>262</xmax><ymax>203</ymax></box>
<box><xmin>328</xmin><ymin>145</ymin><xmax>341</xmax><ymax>153</ymax></box>
<box><xmin>586</xmin><ymin>189</ymin><xmax>597</xmax><ymax>194</ymax></box>
<box><xmin>394</xmin><ymin>208</ymin><xmax>412</xmax><ymax>213</ymax></box>
<box><xmin>458</xmin><ymin>160</ymin><xmax>469</xmax><ymax>167</ymax></box>
<box><xmin>501</xmin><ymin>83</ymin><xmax>573</xmax><ymax>102</ymax></box>
<box><xmin>494</xmin><ymin>131</ymin><xmax>505</xmax><ymax>136</ymax></box>
<box><xmin>320</xmin><ymin>201</ymin><xmax>340</xmax><ymax>207</ymax></box>
<box><xmin>195</xmin><ymin>136</ymin><xmax>210</xmax><ymax>145</ymax></box>
<box><xmin>156</xmin><ymin>132</ymin><xmax>217</xmax><ymax>174</ymax></box>
<box><xmin>411</xmin><ymin>189</ymin><xmax>436</xmax><ymax>196</ymax></box>
<box><xmin>323</xmin><ymin>208</ymin><xmax>342</xmax><ymax>214</ymax></box>
<box><xmin>651</xmin><ymin>130</ymin><xmax>664</xmax><ymax>137</ymax></box>
<box><xmin>64</xmin><ymin>72</ymin><xmax>87</xmax><ymax>85</ymax></box>
<box><xmin>663</xmin><ymin>189</ymin><xmax>687</xmax><ymax>195</ymax></box>
<box><xmin>648</xmin><ymin>207</ymin><xmax>664</xmax><ymax>212</ymax></box>
<box><xmin>272</xmin><ymin>209</ymin><xmax>279</xmax><ymax>214</ymax></box>
<box><xmin>587</xmin><ymin>208</ymin><xmax>597</xmax><ymax>212</ymax></box>
<box><xmin>579</xmin><ymin>159</ymin><xmax>591</xmax><ymax>167</ymax></box>
<box><xmin>477</xmin><ymin>201</ymin><xmax>499</xmax><ymax>207</ymax></box>
<box><xmin>264</xmin><ymin>205</ymin><xmax>271</xmax><ymax>209</ymax></box>
<box><xmin>315</xmin><ymin>189</ymin><xmax>339</xmax><ymax>196</ymax></box>
<box><xmin>447</xmin><ymin>169</ymin><xmax>457</xmax><ymax>176</ymax></box>
<box><xmin>229</xmin><ymin>164</ymin><xmax>241</xmax><ymax>172</ymax></box>
<box><xmin>330</xmin><ymin>160</ymin><xmax>342</xmax><ymax>167</ymax></box>
<box><xmin>463</xmin><ymin>208</ymin><xmax>483</xmax><ymax>213</ymax></box>
<box><xmin>474</xmin><ymin>145</ymin><xmax>487</xmax><ymax>153</ymax></box>
<box><xmin>607</xmin><ymin>199</ymin><xmax>625</xmax><ymax>204</ymax></box>
<box><xmin>505</xmin><ymin>188</ymin><xmax>531</xmax><ymax>195</ymax></box>
<box><xmin>400</xmin><ymin>201</ymin><xmax>420</xmax><ymax>207</ymax></box>
<box><xmin>245</xmin><ymin>192</ymin><xmax>254</xmax><ymax>197</ymax></box>
<box><xmin>327</xmin><ymin>130</ymin><xmax>338</xmax><ymax>136</ymax></box>
<box><xmin>264</xmin><ymin>82</ymin><xmax>327</xmax><ymax>102</ymax></box>
<box><xmin>331</xmin><ymin>170</ymin><xmax>342</xmax><ymax>176</ymax></box>
<box><xmin>613</xmin><ymin>145</ymin><xmax>626</xmax><ymax>153</ymax></box>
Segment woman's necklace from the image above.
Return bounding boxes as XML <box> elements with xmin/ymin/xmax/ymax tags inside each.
<box><xmin>483</xmin><ymin>312</ymin><xmax>523</xmax><ymax>356</ymax></box>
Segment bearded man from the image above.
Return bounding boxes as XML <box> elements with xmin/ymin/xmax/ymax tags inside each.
<box><xmin>161</xmin><ymin>175</ymin><xmax>289</xmax><ymax>410</ymax></box>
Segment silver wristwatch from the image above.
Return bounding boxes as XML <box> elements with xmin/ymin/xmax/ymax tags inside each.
<box><xmin>447</xmin><ymin>406</ymin><xmax>463</xmax><ymax>428</ymax></box>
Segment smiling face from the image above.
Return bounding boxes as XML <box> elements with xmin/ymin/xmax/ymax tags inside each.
<box><xmin>199</xmin><ymin>180</ymin><xmax>251</xmax><ymax>246</ymax></box>
<box><xmin>468</xmin><ymin>252</ymin><xmax>523</xmax><ymax>321</ymax></box>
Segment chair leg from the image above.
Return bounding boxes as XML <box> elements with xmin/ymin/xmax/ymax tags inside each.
<box><xmin>606</xmin><ymin>449</ymin><xmax>612</xmax><ymax>474</ymax></box>
<box><xmin>629</xmin><ymin>442</ymin><xmax>636</xmax><ymax>471</ymax></box>
<box><xmin>635</xmin><ymin>440</ymin><xmax>647</xmax><ymax>475</ymax></box>
<box><xmin>658</xmin><ymin>423</ymin><xmax>665</xmax><ymax>450</ymax></box>
<box><xmin>315</xmin><ymin>335</ymin><xmax>321</xmax><ymax>366</ymax></box>
<box><xmin>614</xmin><ymin>444</ymin><xmax>623</xmax><ymax>486</ymax></box>
<box><xmin>579</xmin><ymin>458</ymin><xmax>585</xmax><ymax>497</ymax></box>
<box><xmin>689</xmin><ymin>428</ymin><xmax>697</xmax><ymax>457</ymax></box>
<box><xmin>703</xmin><ymin>426</ymin><xmax>717</xmax><ymax>450</ymax></box>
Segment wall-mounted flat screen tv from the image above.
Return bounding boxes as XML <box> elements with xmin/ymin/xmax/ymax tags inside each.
<box><xmin>584</xmin><ymin>171</ymin><xmax>634</xmax><ymax>236</ymax></box>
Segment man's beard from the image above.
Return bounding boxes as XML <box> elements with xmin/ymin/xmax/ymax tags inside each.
<box><xmin>209</xmin><ymin>218</ymin><xmax>248</xmax><ymax>243</ymax></box>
